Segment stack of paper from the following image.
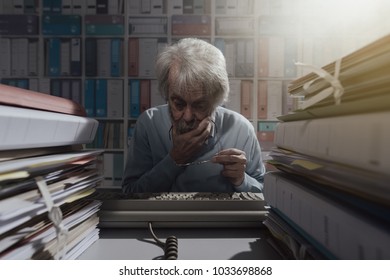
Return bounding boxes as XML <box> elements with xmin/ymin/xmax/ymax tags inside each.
<box><xmin>263</xmin><ymin>34</ymin><xmax>390</xmax><ymax>259</ymax></box>
<box><xmin>0</xmin><ymin>85</ymin><xmax>104</xmax><ymax>259</ymax></box>
<box><xmin>282</xmin><ymin>34</ymin><xmax>390</xmax><ymax>122</ymax></box>
<box><xmin>0</xmin><ymin>151</ymin><xmax>103</xmax><ymax>259</ymax></box>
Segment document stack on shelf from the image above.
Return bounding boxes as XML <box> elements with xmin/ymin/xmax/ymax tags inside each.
<box><xmin>262</xmin><ymin>35</ymin><xmax>390</xmax><ymax>259</ymax></box>
<box><xmin>0</xmin><ymin>84</ymin><xmax>104</xmax><ymax>260</ymax></box>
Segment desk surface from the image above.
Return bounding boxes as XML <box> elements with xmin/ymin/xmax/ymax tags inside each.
<box><xmin>78</xmin><ymin>227</ymin><xmax>283</xmax><ymax>260</ymax></box>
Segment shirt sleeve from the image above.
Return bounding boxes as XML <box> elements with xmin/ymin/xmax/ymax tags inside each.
<box><xmin>234</xmin><ymin>173</ymin><xmax>264</xmax><ymax>192</ymax></box>
<box><xmin>234</xmin><ymin>123</ymin><xmax>266</xmax><ymax>193</ymax></box>
<box><xmin>121</xmin><ymin>116</ymin><xmax>184</xmax><ymax>193</ymax></box>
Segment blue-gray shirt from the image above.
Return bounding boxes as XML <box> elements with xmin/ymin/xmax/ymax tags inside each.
<box><xmin>122</xmin><ymin>105</ymin><xmax>265</xmax><ymax>193</ymax></box>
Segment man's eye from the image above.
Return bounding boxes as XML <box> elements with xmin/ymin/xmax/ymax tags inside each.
<box><xmin>193</xmin><ymin>102</ymin><xmax>207</xmax><ymax>112</ymax></box>
<box><xmin>174</xmin><ymin>101</ymin><xmax>185</xmax><ymax>110</ymax></box>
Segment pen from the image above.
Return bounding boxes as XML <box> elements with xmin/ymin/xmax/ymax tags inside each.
<box><xmin>176</xmin><ymin>159</ymin><xmax>212</xmax><ymax>167</ymax></box>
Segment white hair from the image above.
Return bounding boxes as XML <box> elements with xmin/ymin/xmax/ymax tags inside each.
<box><xmin>155</xmin><ymin>38</ymin><xmax>229</xmax><ymax>108</ymax></box>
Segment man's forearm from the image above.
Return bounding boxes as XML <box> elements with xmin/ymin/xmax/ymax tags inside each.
<box><xmin>122</xmin><ymin>155</ymin><xmax>183</xmax><ymax>193</ymax></box>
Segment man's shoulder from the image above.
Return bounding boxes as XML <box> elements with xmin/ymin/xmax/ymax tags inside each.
<box><xmin>216</xmin><ymin>106</ymin><xmax>256</xmax><ymax>135</ymax></box>
<box><xmin>136</xmin><ymin>104</ymin><xmax>170</xmax><ymax>131</ymax></box>
<box><xmin>139</xmin><ymin>104</ymin><xmax>169</xmax><ymax>120</ymax></box>
<box><xmin>216</xmin><ymin>106</ymin><xmax>251</xmax><ymax>124</ymax></box>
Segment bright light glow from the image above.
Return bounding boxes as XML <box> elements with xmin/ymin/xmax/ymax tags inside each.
<box><xmin>300</xmin><ymin>0</ymin><xmax>390</xmax><ymax>37</ymax></box>
<box><xmin>263</xmin><ymin>0</ymin><xmax>390</xmax><ymax>65</ymax></box>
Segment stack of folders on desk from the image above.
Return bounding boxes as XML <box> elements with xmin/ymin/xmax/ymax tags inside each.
<box><xmin>0</xmin><ymin>84</ymin><xmax>104</xmax><ymax>260</ymax></box>
<box><xmin>262</xmin><ymin>34</ymin><xmax>390</xmax><ymax>259</ymax></box>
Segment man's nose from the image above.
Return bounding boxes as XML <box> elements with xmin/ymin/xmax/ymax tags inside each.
<box><xmin>182</xmin><ymin>105</ymin><xmax>194</xmax><ymax>121</ymax></box>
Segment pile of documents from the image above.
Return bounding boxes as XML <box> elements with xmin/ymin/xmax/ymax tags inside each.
<box><xmin>283</xmin><ymin>34</ymin><xmax>390</xmax><ymax>121</ymax></box>
<box><xmin>263</xmin><ymin>34</ymin><xmax>390</xmax><ymax>259</ymax></box>
<box><xmin>0</xmin><ymin>84</ymin><xmax>104</xmax><ymax>259</ymax></box>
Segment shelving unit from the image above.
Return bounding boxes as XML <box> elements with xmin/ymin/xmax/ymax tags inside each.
<box><xmin>1</xmin><ymin>0</ymin><xmax>373</xmax><ymax>186</ymax></box>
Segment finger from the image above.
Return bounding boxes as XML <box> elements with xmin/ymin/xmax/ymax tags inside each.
<box><xmin>190</xmin><ymin>121</ymin><xmax>212</xmax><ymax>145</ymax></box>
<box><xmin>171</xmin><ymin>121</ymin><xmax>211</xmax><ymax>162</ymax></box>
<box><xmin>221</xmin><ymin>169</ymin><xmax>242</xmax><ymax>178</ymax></box>
<box><xmin>177</xmin><ymin>118</ymin><xmax>211</xmax><ymax>139</ymax></box>
<box><xmin>192</xmin><ymin>117</ymin><xmax>211</xmax><ymax>136</ymax></box>
<box><xmin>223</xmin><ymin>162</ymin><xmax>247</xmax><ymax>172</ymax></box>
<box><xmin>212</xmin><ymin>153</ymin><xmax>246</xmax><ymax>164</ymax></box>
<box><xmin>216</xmin><ymin>148</ymin><xmax>244</xmax><ymax>156</ymax></box>
<box><xmin>173</xmin><ymin>122</ymin><xmax>208</xmax><ymax>142</ymax></box>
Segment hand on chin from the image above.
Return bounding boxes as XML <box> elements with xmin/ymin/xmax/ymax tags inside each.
<box><xmin>175</xmin><ymin>120</ymin><xmax>199</xmax><ymax>135</ymax></box>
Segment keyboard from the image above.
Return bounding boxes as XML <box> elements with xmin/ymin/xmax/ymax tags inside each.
<box><xmin>92</xmin><ymin>189</ymin><xmax>268</xmax><ymax>228</ymax></box>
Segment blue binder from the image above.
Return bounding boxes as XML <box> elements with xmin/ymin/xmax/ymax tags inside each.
<box><xmin>47</xmin><ymin>38</ymin><xmax>61</xmax><ymax>77</ymax></box>
<box><xmin>129</xmin><ymin>79</ymin><xmax>140</xmax><ymax>118</ymax></box>
<box><xmin>95</xmin><ymin>79</ymin><xmax>108</xmax><ymax>118</ymax></box>
<box><xmin>111</xmin><ymin>38</ymin><xmax>122</xmax><ymax>77</ymax></box>
<box><xmin>84</xmin><ymin>79</ymin><xmax>96</xmax><ymax>117</ymax></box>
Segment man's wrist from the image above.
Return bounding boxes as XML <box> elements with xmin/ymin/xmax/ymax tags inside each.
<box><xmin>168</xmin><ymin>152</ymin><xmax>187</xmax><ymax>168</ymax></box>
<box><xmin>233</xmin><ymin>175</ymin><xmax>248</xmax><ymax>192</ymax></box>
<box><xmin>170</xmin><ymin>150</ymin><xmax>182</xmax><ymax>164</ymax></box>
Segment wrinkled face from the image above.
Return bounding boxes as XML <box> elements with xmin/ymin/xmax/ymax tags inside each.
<box><xmin>168</xmin><ymin>88</ymin><xmax>212</xmax><ymax>134</ymax></box>
<box><xmin>168</xmin><ymin>66</ymin><xmax>213</xmax><ymax>134</ymax></box>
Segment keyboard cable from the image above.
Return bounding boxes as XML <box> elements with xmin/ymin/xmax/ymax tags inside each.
<box><xmin>148</xmin><ymin>222</ymin><xmax>178</xmax><ymax>260</ymax></box>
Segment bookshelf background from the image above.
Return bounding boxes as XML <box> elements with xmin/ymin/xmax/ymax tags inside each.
<box><xmin>1</xmin><ymin>0</ymin><xmax>389</xmax><ymax>187</ymax></box>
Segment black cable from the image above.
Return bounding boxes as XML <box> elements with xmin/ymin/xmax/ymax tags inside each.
<box><xmin>148</xmin><ymin>222</ymin><xmax>178</xmax><ymax>260</ymax></box>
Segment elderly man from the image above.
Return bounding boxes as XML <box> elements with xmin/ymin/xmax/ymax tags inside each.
<box><xmin>122</xmin><ymin>38</ymin><xmax>265</xmax><ymax>193</ymax></box>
